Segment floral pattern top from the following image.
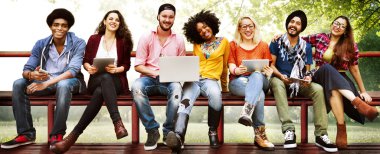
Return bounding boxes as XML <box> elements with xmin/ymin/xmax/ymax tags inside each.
<box><xmin>201</xmin><ymin>37</ymin><xmax>223</xmax><ymax>59</ymax></box>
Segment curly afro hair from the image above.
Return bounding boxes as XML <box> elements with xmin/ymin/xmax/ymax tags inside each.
<box><xmin>183</xmin><ymin>10</ymin><xmax>220</xmax><ymax>44</ymax></box>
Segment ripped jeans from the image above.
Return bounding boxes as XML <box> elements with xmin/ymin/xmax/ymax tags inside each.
<box><xmin>177</xmin><ymin>79</ymin><xmax>222</xmax><ymax>114</ymax></box>
<box><xmin>132</xmin><ymin>76</ymin><xmax>182</xmax><ymax>135</ymax></box>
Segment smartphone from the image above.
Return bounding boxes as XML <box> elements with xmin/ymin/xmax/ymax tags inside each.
<box><xmin>39</xmin><ymin>69</ymin><xmax>49</xmax><ymax>75</ymax></box>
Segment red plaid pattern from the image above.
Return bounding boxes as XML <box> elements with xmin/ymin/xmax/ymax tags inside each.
<box><xmin>302</xmin><ymin>33</ymin><xmax>359</xmax><ymax>70</ymax></box>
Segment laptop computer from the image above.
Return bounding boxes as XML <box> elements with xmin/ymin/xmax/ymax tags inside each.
<box><xmin>242</xmin><ymin>59</ymin><xmax>269</xmax><ymax>72</ymax></box>
<box><xmin>159</xmin><ymin>56</ymin><xmax>199</xmax><ymax>83</ymax></box>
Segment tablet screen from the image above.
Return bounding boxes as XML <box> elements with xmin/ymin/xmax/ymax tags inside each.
<box><xmin>242</xmin><ymin>59</ymin><xmax>269</xmax><ymax>72</ymax></box>
<box><xmin>93</xmin><ymin>58</ymin><xmax>115</xmax><ymax>73</ymax></box>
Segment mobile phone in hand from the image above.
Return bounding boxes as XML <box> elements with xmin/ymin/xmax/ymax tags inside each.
<box><xmin>39</xmin><ymin>69</ymin><xmax>49</xmax><ymax>75</ymax></box>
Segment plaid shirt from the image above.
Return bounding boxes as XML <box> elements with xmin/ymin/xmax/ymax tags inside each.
<box><xmin>302</xmin><ymin>33</ymin><xmax>359</xmax><ymax>70</ymax></box>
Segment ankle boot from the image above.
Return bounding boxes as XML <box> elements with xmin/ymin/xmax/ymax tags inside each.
<box><xmin>167</xmin><ymin>112</ymin><xmax>189</xmax><ymax>150</ymax></box>
<box><xmin>254</xmin><ymin>126</ymin><xmax>275</xmax><ymax>151</ymax></box>
<box><xmin>114</xmin><ymin>119</ymin><xmax>128</xmax><ymax>139</ymax></box>
<box><xmin>208</xmin><ymin>129</ymin><xmax>220</xmax><ymax>149</ymax></box>
<box><xmin>50</xmin><ymin>131</ymin><xmax>79</xmax><ymax>153</ymax></box>
<box><xmin>208</xmin><ymin>107</ymin><xmax>221</xmax><ymax>149</ymax></box>
<box><xmin>336</xmin><ymin>122</ymin><xmax>347</xmax><ymax>149</ymax></box>
<box><xmin>351</xmin><ymin>97</ymin><xmax>379</xmax><ymax>121</ymax></box>
<box><xmin>238</xmin><ymin>102</ymin><xmax>255</xmax><ymax>126</ymax></box>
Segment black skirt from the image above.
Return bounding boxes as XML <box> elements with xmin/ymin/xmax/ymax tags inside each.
<box><xmin>312</xmin><ymin>64</ymin><xmax>365</xmax><ymax>124</ymax></box>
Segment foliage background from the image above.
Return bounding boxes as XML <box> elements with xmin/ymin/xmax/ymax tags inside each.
<box><xmin>0</xmin><ymin>0</ymin><xmax>379</xmax><ymax>143</ymax></box>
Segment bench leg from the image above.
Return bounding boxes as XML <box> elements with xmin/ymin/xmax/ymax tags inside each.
<box><xmin>218</xmin><ymin>107</ymin><xmax>224</xmax><ymax>144</ymax></box>
<box><xmin>48</xmin><ymin>101</ymin><xmax>54</xmax><ymax>141</ymax></box>
<box><xmin>300</xmin><ymin>103</ymin><xmax>308</xmax><ymax>144</ymax></box>
<box><xmin>132</xmin><ymin>103</ymin><xmax>139</xmax><ymax>144</ymax></box>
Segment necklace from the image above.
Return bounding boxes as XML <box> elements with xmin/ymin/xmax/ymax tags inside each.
<box><xmin>103</xmin><ymin>37</ymin><xmax>115</xmax><ymax>55</ymax></box>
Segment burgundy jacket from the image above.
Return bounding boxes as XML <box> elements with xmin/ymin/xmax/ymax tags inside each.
<box><xmin>83</xmin><ymin>34</ymin><xmax>132</xmax><ymax>94</ymax></box>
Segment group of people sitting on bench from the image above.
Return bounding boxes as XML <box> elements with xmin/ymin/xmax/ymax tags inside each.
<box><xmin>1</xmin><ymin>3</ymin><xmax>378</xmax><ymax>153</ymax></box>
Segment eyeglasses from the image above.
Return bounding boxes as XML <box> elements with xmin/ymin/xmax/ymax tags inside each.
<box><xmin>240</xmin><ymin>24</ymin><xmax>254</xmax><ymax>30</ymax></box>
<box><xmin>333</xmin><ymin>21</ymin><xmax>346</xmax><ymax>29</ymax></box>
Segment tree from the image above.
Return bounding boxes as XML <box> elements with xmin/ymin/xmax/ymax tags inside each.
<box><xmin>221</xmin><ymin>0</ymin><xmax>380</xmax><ymax>41</ymax></box>
<box><xmin>357</xmin><ymin>28</ymin><xmax>380</xmax><ymax>91</ymax></box>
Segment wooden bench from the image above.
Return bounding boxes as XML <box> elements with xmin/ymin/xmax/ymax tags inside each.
<box><xmin>1</xmin><ymin>51</ymin><xmax>379</xmax><ymax>145</ymax></box>
<box><xmin>1</xmin><ymin>91</ymin><xmax>380</xmax><ymax>145</ymax></box>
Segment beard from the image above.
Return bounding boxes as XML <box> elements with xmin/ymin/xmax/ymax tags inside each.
<box><xmin>287</xmin><ymin>26</ymin><xmax>301</xmax><ymax>37</ymax></box>
<box><xmin>159</xmin><ymin>21</ymin><xmax>173</xmax><ymax>31</ymax></box>
<box><xmin>288</xmin><ymin>31</ymin><xmax>300</xmax><ymax>37</ymax></box>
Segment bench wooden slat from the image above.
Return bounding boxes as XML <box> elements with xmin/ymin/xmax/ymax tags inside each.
<box><xmin>1</xmin><ymin>91</ymin><xmax>380</xmax><ymax>105</ymax></box>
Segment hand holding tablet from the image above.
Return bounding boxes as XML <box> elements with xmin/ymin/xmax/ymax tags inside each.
<box><xmin>242</xmin><ymin>59</ymin><xmax>269</xmax><ymax>72</ymax></box>
<box><xmin>289</xmin><ymin>77</ymin><xmax>311</xmax><ymax>83</ymax></box>
<box><xmin>93</xmin><ymin>58</ymin><xmax>115</xmax><ymax>73</ymax></box>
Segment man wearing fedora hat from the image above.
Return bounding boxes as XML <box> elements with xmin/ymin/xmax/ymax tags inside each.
<box><xmin>269</xmin><ymin>10</ymin><xmax>338</xmax><ymax>152</ymax></box>
<box><xmin>1</xmin><ymin>8</ymin><xmax>86</xmax><ymax>149</ymax></box>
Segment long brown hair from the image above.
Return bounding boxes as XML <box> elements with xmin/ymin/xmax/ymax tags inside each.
<box><xmin>96</xmin><ymin>10</ymin><xmax>133</xmax><ymax>52</ymax></box>
<box><xmin>331</xmin><ymin>16</ymin><xmax>355</xmax><ymax>65</ymax></box>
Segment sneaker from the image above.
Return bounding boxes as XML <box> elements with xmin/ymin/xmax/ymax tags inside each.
<box><xmin>144</xmin><ymin>129</ymin><xmax>160</xmax><ymax>151</ymax></box>
<box><xmin>283</xmin><ymin>130</ymin><xmax>297</xmax><ymax>148</ymax></box>
<box><xmin>50</xmin><ymin>134</ymin><xmax>63</xmax><ymax>145</ymax></box>
<box><xmin>1</xmin><ymin>135</ymin><xmax>35</xmax><ymax>149</ymax></box>
<box><xmin>315</xmin><ymin>135</ymin><xmax>338</xmax><ymax>152</ymax></box>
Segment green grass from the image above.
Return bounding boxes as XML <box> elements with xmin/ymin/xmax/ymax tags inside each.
<box><xmin>1</xmin><ymin>121</ymin><xmax>380</xmax><ymax>144</ymax></box>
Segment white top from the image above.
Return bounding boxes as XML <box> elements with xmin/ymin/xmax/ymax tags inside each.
<box><xmin>96</xmin><ymin>36</ymin><xmax>117</xmax><ymax>64</ymax></box>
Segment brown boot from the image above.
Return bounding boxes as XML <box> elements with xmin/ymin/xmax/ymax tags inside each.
<box><xmin>50</xmin><ymin>131</ymin><xmax>79</xmax><ymax>153</ymax></box>
<box><xmin>254</xmin><ymin>126</ymin><xmax>275</xmax><ymax>151</ymax></box>
<box><xmin>114</xmin><ymin>119</ymin><xmax>128</xmax><ymax>139</ymax></box>
<box><xmin>351</xmin><ymin>97</ymin><xmax>379</xmax><ymax>121</ymax></box>
<box><xmin>336</xmin><ymin>122</ymin><xmax>347</xmax><ymax>149</ymax></box>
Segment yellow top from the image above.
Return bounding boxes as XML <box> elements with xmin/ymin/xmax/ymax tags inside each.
<box><xmin>193</xmin><ymin>37</ymin><xmax>230</xmax><ymax>92</ymax></box>
<box><xmin>323</xmin><ymin>47</ymin><xmax>345</xmax><ymax>72</ymax></box>
<box><xmin>322</xmin><ymin>48</ymin><xmax>334</xmax><ymax>63</ymax></box>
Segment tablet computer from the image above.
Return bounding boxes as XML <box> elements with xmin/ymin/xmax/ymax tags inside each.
<box><xmin>242</xmin><ymin>59</ymin><xmax>269</xmax><ymax>72</ymax></box>
<box><xmin>93</xmin><ymin>58</ymin><xmax>115</xmax><ymax>73</ymax></box>
<box><xmin>289</xmin><ymin>77</ymin><xmax>311</xmax><ymax>83</ymax></box>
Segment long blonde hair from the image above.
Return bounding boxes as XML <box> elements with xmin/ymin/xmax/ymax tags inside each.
<box><xmin>233</xmin><ymin>16</ymin><xmax>261</xmax><ymax>45</ymax></box>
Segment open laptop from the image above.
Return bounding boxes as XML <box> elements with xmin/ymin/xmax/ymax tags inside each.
<box><xmin>242</xmin><ymin>59</ymin><xmax>269</xmax><ymax>72</ymax></box>
<box><xmin>159</xmin><ymin>56</ymin><xmax>199</xmax><ymax>83</ymax></box>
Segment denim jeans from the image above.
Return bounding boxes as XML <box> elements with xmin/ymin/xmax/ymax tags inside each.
<box><xmin>178</xmin><ymin>79</ymin><xmax>222</xmax><ymax>114</ymax></box>
<box><xmin>229</xmin><ymin>72</ymin><xmax>268</xmax><ymax>128</ymax></box>
<box><xmin>270</xmin><ymin>77</ymin><xmax>328</xmax><ymax>136</ymax></box>
<box><xmin>12</xmin><ymin>78</ymin><xmax>80</xmax><ymax>138</ymax></box>
<box><xmin>132</xmin><ymin>76</ymin><xmax>182</xmax><ymax>135</ymax></box>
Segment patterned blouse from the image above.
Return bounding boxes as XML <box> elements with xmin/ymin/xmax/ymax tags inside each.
<box><xmin>201</xmin><ymin>37</ymin><xmax>223</xmax><ymax>59</ymax></box>
<box><xmin>302</xmin><ymin>33</ymin><xmax>359</xmax><ymax>70</ymax></box>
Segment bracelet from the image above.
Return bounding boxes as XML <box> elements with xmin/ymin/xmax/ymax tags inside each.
<box><xmin>305</xmin><ymin>69</ymin><xmax>316</xmax><ymax>77</ymax></box>
<box><xmin>233</xmin><ymin>67</ymin><xmax>237</xmax><ymax>75</ymax></box>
